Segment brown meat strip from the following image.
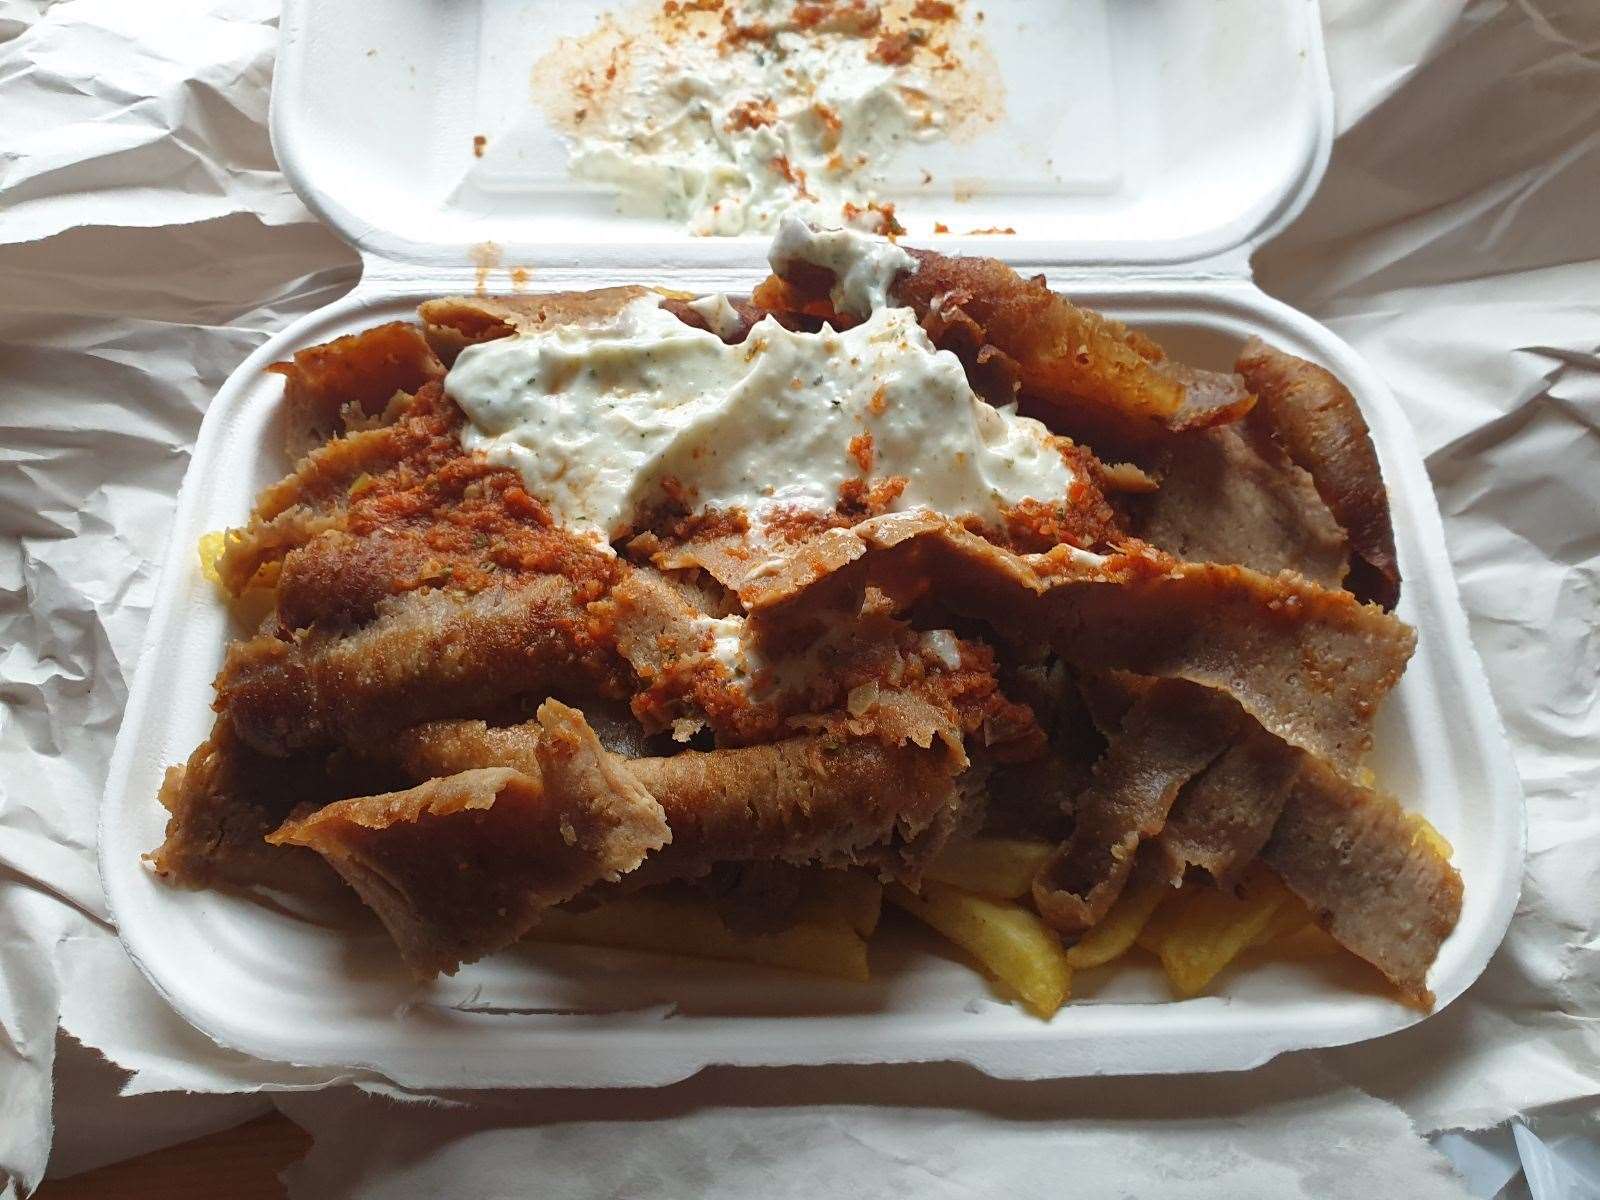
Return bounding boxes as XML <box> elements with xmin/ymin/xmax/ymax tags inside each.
<box><xmin>148</xmin><ymin>716</ymin><xmax>392</xmax><ymax>902</ymax></box>
<box><xmin>1260</xmin><ymin>756</ymin><xmax>1462</xmax><ymax>1006</ymax></box>
<box><xmin>268</xmin><ymin>321</ymin><xmax>444</xmax><ymax>458</ymax></box>
<box><xmin>1152</xmin><ymin>724</ymin><xmax>1305</xmax><ymax>890</ymax></box>
<box><xmin>744</xmin><ymin>513</ymin><xmax>1415</xmax><ymax>778</ymax></box>
<box><xmin>371</xmin><ymin>713</ymin><xmax>965</xmax><ymax>889</ymax></box>
<box><xmin>269</xmin><ymin>701</ymin><xmax>669</xmax><ymax>978</ymax></box>
<box><xmin>1236</xmin><ymin>338</ymin><xmax>1401</xmax><ymax>609</ymax></box>
<box><xmin>216</xmin><ymin>574</ymin><xmax>626</xmax><ymax>756</ymax></box>
<box><xmin>1135</xmin><ymin>424</ymin><xmax>1349</xmax><ymax>589</ymax></box>
<box><xmin>1031</xmin><ymin>682</ymin><xmax>1242</xmax><ymax>934</ymax></box>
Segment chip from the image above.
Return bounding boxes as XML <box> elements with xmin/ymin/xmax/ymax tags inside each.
<box><xmin>527</xmin><ymin>890</ymin><xmax>869</xmax><ymax>982</ymax></box>
<box><xmin>923</xmin><ymin>837</ymin><xmax>1056</xmax><ymax>899</ymax></box>
<box><xmin>796</xmin><ymin>869</ymin><xmax>883</xmax><ymax>938</ymax></box>
<box><xmin>1066</xmin><ymin>866</ymin><xmax>1172</xmax><ymax>969</ymax></box>
<box><xmin>887</xmin><ymin>882</ymin><xmax>1072</xmax><ymax>1017</ymax></box>
<box><xmin>1137</xmin><ymin>863</ymin><xmax>1295</xmax><ymax>997</ymax></box>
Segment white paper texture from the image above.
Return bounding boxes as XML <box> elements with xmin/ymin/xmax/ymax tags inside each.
<box><xmin>1</xmin><ymin>0</ymin><xmax>1596</xmax><ymax>1196</ymax></box>
<box><xmin>275</xmin><ymin>1060</ymin><xmax>1475</xmax><ymax>1200</ymax></box>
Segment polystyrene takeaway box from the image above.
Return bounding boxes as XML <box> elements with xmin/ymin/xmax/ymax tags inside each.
<box><xmin>100</xmin><ymin>0</ymin><xmax>1523</xmax><ymax>1088</ymax></box>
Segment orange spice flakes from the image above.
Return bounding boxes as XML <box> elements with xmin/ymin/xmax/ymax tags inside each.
<box><xmin>933</xmin><ymin>221</ymin><xmax>950</xmax><ymax>234</ymax></box>
<box><xmin>472</xmin><ymin>134</ymin><xmax>487</xmax><ymax>158</ymax></box>
<box><xmin>847</xmin><ymin>431</ymin><xmax>876</xmax><ymax>473</ymax></box>
<box><xmin>726</xmin><ymin>97</ymin><xmax>778</xmax><ymax>131</ymax></box>
<box><xmin>841</xmin><ymin>200</ymin><xmax>905</xmax><ymax>238</ymax></box>
<box><xmin>810</xmin><ymin>101</ymin><xmax>843</xmax><ymax>149</ymax></box>
<box><xmin>794</xmin><ymin>0</ymin><xmax>881</xmax><ymax>35</ymax></box>
<box><xmin>870</xmin><ymin>28</ymin><xmax>925</xmax><ymax>66</ymax></box>
<box><xmin>912</xmin><ymin>0</ymin><xmax>956</xmax><ymax>18</ymax></box>
<box><xmin>837</xmin><ymin>475</ymin><xmax>909</xmax><ymax>518</ymax></box>
<box><xmin>772</xmin><ymin>154</ymin><xmax>817</xmax><ymax>201</ymax></box>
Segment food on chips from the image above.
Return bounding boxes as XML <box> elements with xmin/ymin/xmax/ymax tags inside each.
<box><xmin>150</xmin><ymin>217</ymin><xmax>1461</xmax><ymax>1015</ymax></box>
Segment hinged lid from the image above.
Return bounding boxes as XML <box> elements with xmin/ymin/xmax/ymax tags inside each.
<box><xmin>272</xmin><ymin>0</ymin><xmax>1332</xmax><ymax>275</ymax></box>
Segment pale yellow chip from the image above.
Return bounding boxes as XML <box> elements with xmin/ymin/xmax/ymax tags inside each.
<box><xmin>1138</xmin><ymin>863</ymin><xmax>1294</xmax><ymax>997</ymax></box>
<box><xmin>197</xmin><ymin>530</ymin><xmax>228</xmax><ymax>585</ymax></box>
<box><xmin>1066</xmin><ymin>868</ymin><xmax>1172</xmax><ymax>969</ymax></box>
<box><xmin>887</xmin><ymin>882</ymin><xmax>1071</xmax><ymax>1018</ymax></box>
<box><xmin>796</xmin><ymin>869</ymin><xmax>883</xmax><ymax>938</ymax></box>
<box><xmin>528</xmin><ymin>891</ymin><xmax>869</xmax><ymax>982</ymax></box>
<box><xmin>1407</xmin><ymin>813</ymin><xmax>1454</xmax><ymax>859</ymax></box>
<box><xmin>923</xmin><ymin>837</ymin><xmax>1055</xmax><ymax>899</ymax></box>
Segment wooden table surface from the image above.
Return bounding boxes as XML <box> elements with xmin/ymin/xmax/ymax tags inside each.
<box><xmin>33</xmin><ymin>1114</ymin><xmax>311</xmax><ymax>1200</ymax></box>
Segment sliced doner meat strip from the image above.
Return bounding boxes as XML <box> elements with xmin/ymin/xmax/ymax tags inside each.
<box><xmin>1032</xmin><ymin>681</ymin><xmax>1243</xmax><ymax>934</ymax></box>
<box><xmin>217</xmin><ymin>574</ymin><xmax>629</xmax><ymax>757</ymax></box>
<box><xmin>741</xmin><ymin>512</ymin><xmax>1416</xmax><ymax>780</ymax></box>
<box><xmin>1132</xmin><ymin>423</ymin><xmax>1350</xmax><ymax>591</ymax></box>
<box><xmin>1151</xmin><ymin>722</ymin><xmax>1305</xmax><ymax>891</ymax></box>
<box><xmin>1064</xmin><ymin>683</ymin><xmax>1460</xmax><ymax>1003</ymax></box>
<box><xmin>1259</xmin><ymin>756</ymin><xmax>1462</xmax><ymax>1007</ymax></box>
<box><xmin>268</xmin><ymin>320</ymin><xmax>444</xmax><ymax>458</ymax></box>
<box><xmin>369</xmin><ymin>705</ymin><xmax>967</xmax><ymax>895</ymax></box>
<box><xmin>268</xmin><ymin>701</ymin><xmax>670</xmax><ymax>979</ymax></box>
<box><xmin>1237</xmin><ymin>337</ymin><xmax>1402</xmax><ymax>610</ymax></box>
<box><xmin>148</xmin><ymin>715</ymin><xmax>381</xmax><ymax>903</ymax></box>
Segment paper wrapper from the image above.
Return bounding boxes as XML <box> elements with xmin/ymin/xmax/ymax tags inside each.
<box><xmin>1</xmin><ymin>0</ymin><xmax>1596</xmax><ymax>1196</ymax></box>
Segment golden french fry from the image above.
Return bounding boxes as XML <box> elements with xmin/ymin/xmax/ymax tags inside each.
<box><xmin>796</xmin><ymin>869</ymin><xmax>883</xmax><ymax>938</ymax></box>
<box><xmin>527</xmin><ymin>892</ymin><xmax>869</xmax><ymax>982</ymax></box>
<box><xmin>1139</xmin><ymin>863</ymin><xmax>1294</xmax><ymax>997</ymax></box>
<box><xmin>1407</xmin><ymin>813</ymin><xmax>1454</xmax><ymax>859</ymax></box>
<box><xmin>923</xmin><ymin>838</ymin><xmax>1055</xmax><ymax>899</ymax></box>
<box><xmin>1066</xmin><ymin>868</ymin><xmax>1171</xmax><ymax>969</ymax></box>
<box><xmin>887</xmin><ymin>882</ymin><xmax>1071</xmax><ymax>1018</ymax></box>
<box><xmin>198</xmin><ymin>530</ymin><xmax>228</xmax><ymax>585</ymax></box>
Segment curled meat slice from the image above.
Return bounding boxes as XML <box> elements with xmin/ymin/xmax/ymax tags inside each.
<box><xmin>1260</xmin><ymin>757</ymin><xmax>1462</xmax><ymax>1006</ymax></box>
<box><xmin>1152</xmin><ymin>723</ymin><xmax>1304</xmax><ymax>890</ymax></box>
<box><xmin>269</xmin><ymin>701</ymin><xmax>669</xmax><ymax>978</ymax></box>
<box><xmin>371</xmin><ymin>706</ymin><xmax>967</xmax><ymax>891</ymax></box>
<box><xmin>745</xmin><ymin>513</ymin><xmax>1415</xmax><ymax>778</ymax></box>
<box><xmin>148</xmin><ymin>717</ymin><xmax>380</xmax><ymax>902</ymax></box>
<box><xmin>1237</xmin><ymin>338</ymin><xmax>1401</xmax><ymax>609</ymax></box>
<box><xmin>1032</xmin><ymin>682</ymin><xmax>1242</xmax><ymax>934</ymax></box>
<box><xmin>268</xmin><ymin>321</ymin><xmax>443</xmax><ymax>458</ymax></box>
<box><xmin>217</xmin><ymin>575</ymin><xmax>627</xmax><ymax>756</ymax></box>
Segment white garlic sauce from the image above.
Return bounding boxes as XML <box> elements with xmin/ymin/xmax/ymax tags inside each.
<box><xmin>558</xmin><ymin>0</ymin><xmax>949</xmax><ymax>236</ymax></box>
<box><xmin>447</xmin><ymin>295</ymin><xmax>1073</xmax><ymax>545</ymax></box>
<box><xmin>769</xmin><ymin>212</ymin><xmax>916</xmax><ymax>316</ymax></box>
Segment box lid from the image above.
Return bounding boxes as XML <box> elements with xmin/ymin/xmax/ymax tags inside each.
<box><xmin>272</xmin><ymin>0</ymin><xmax>1332</xmax><ymax>276</ymax></box>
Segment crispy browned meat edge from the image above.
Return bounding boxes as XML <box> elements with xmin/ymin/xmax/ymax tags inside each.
<box><xmin>1237</xmin><ymin>338</ymin><xmax>1401</xmax><ymax>609</ymax></box>
<box><xmin>1261</xmin><ymin>756</ymin><xmax>1462</xmax><ymax>1006</ymax></box>
<box><xmin>268</xmin><ymin>701</ymin><xmax>668</xmax><ymax>977</ymax></box>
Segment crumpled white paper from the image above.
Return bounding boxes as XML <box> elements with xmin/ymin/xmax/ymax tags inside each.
<box><xmin>275</xmin><ymin>1059</ymin><xmax>1477</xmax><ymax>1200</ymax></box>
<box><xmin>1</xmin><ymin>0</ymin><xmax>1596</xmax><ymax>1197</ymax></box>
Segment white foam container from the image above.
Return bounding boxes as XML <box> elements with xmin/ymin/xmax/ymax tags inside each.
<box><xmin>100</xmin><ymin>0</ymin><xmax>1524</xmax><ymax>1088</ymax></box>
